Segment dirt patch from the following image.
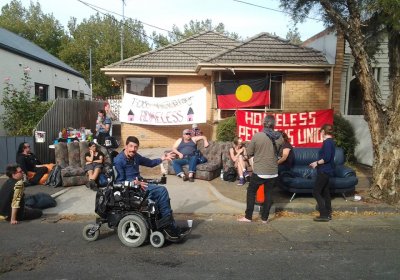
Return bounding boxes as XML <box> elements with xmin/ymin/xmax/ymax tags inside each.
<box><xmin>0</xmin><ymin>246</ymin><xmax>53</xmax><ymax>274</ymax></box>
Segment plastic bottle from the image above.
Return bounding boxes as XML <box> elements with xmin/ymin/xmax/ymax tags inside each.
<box><xmin>58</xmin><ymin>131</ymin><xmax>62</xmax><ymax>139</ymax></box>
<box><xmin>220</xmin><ymin>170</ymin><xmax>224</xmax><ymax>180</ymax></box>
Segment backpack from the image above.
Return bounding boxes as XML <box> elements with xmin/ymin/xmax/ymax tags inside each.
<box><xmin>45</xmin><ymin>165</ymin><xmax>63</xmax><ymax>188</ymax></box>
<box><xmin>223</xmin><ymin>167</ymin><xmax>237</xmax><ymax>182</ymax></box>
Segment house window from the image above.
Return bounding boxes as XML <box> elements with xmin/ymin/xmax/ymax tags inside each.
<box><xmin>79</xmin><ymin>91</ymin><xmax>85</xmax><ymax>100</ymax></box>
<box><xmin>55</xmin><ymin>87</ymin><xmax>69</xmax><ymax>98</ymax></box>
<box><xmin>347</xmin><ymin>78</ymin><xmax>363</xmax><ymax>115</ymax></box>
<box><xmin>72</xmin><ymin>90</ymin><xmax>78</xmax><ymax>99</ymax></box>
<box><xmin>373</xmin><ymin>67</ymin><xmax>381</xmax><ymax>84</ymax></box>
<box><xmin>34</xmin><ymin>83</ymin><xmax>48</xmax><ymax>101</ymax></box>
<box><xmin>126</xmin><ymin>77</ymin><xmax>168</xmax><ymax>98</ymax></box>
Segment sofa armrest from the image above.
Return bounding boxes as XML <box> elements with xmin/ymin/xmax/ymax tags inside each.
<box><xmin>335</xmin><ymin>165</ymin><xmax>356</xmax><ymax>178</ymax></box>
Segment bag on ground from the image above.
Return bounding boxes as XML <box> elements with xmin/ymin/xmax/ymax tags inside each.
<box><xmin>45</xmin><ymin>165</ymin><xmax>63</xmax><ymax>187</ymax></box>
<box><xmin>223</xmin><ymin>167</ymin><xmax>237</xmax><ymax>182</ymax></box>
<box><xmin>25</xmin><ymin>192</ymin><xmax>57</xmax><ymax>209</ymax></box>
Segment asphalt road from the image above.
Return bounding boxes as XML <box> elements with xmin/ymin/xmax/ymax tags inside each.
<box><xmin>1</xmin><ymin>213</ymin><xmax>399</xmax><ymax>280</ymax></box>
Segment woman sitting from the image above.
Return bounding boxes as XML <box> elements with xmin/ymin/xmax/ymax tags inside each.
<box><xmin>84</xmin><ymin>142</ymin><xmax>104</xmax><ymax>189</ymax></box>
<box><xmin>229</xmin><ymin>137</ymin><xmax>250</xmax><ymax>186</ymax></box>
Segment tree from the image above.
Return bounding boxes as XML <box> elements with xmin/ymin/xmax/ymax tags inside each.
<box><xmin>59</xmin><ymin>14</ymin><xmax>150</xmax><ymax>98</ymax></box>
<box><xmin>151</xmin><ymin>19</ymin><xmax>240</xmax><ymax>48</ymax></box>
<box><xmin>1</xmin><ymin>68</ymin><xmax>52</xmax><ymax>136</ymax></box>
<box><xmin>280</xmin><ymin>0</ymin><xmax>400</xmax><ymax>204</ymax></box>
<box><xmin>286</xmin><ymin>27</ymin><xmax>302</xmax><ymax>45</ymax></box>
<box><xmin>0</xmin><ymin>0</ymin><xmax>68</xmax><ymax>57</ymax></box>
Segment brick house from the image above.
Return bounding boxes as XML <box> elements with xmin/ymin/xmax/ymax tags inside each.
<box><xmin>101</xmin><ymin>31</ymin><xmax>334</xmax><ymax>148</ymax></box>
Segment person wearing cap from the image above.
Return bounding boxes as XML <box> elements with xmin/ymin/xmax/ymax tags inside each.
<box><xmin>238</xmin><ymin>115</ymin><xmax>283</xmax><ymax>223</ymax></box>
<box><xmin>190</xmin><ymin>123</ymin><xmax>203</xmax><ymax>136</ymax></box>
<box><xmin>171</xmin><ymin>129</ymin><xmax>209</xmax><ymax>182</ymax></box>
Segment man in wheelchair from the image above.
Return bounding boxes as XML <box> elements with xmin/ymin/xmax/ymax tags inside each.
<box><xmin>113</xmin><ymin>136</ymin><xmax>189</xmax><ymax>238</ymax></box>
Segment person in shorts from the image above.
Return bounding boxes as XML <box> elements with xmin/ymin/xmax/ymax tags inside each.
<box><xmin>84</xmin><ymin>142</ymin><xmax>104</xmax><ymax>189</ymax></box>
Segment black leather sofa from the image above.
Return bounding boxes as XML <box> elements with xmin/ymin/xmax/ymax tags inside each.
<box><xmin>279</xmin><ymin>147</ymin><xmax>358</xmax><ymax>201</ymax></box>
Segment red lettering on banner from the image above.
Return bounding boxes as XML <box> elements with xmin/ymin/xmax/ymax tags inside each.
<box><xmin>236</xmin><ymin>109</ymin><xmax>333</xmax><ymax>148</ymax></box>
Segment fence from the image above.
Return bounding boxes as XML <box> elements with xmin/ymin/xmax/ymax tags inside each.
<box><xmin>0</xmin><ymin>136</ymin><xmax>34</xmax><ymax>173</ymax></box>
<box><xmin>34</xmin><ymin>98</ymin><xmax>105</xmax><ymax>164</ymax></box>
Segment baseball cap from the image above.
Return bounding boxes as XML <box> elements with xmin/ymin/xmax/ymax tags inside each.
<box><xmin>183</xmin><ymin>129</ymin><xmax>191</xmax><ymax>135</ymax></box>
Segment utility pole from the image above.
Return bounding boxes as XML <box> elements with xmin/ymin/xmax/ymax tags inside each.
<box><xmin>120</xmin><ymin>0</ymin><xmax>125</xmax><ymax>61</ymax></box>
<box><xmin>89</xmin><ymin>48</ymin><xmax>93</xmax><ymax>99</ymax></box>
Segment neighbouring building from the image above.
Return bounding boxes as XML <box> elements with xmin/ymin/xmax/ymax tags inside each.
<box><xmin>303</xmin><ymin>28</ymin><xmax>389</xmax><ymax>166</ymax></box>
<box><xmin>0</xmin><ymin>27</ymin><xmax>91</xmax><ymax>136</ymax></box>
<box><xmin>102</xmin><ymin>31</ymin><xmax>335</xmax><ymax>148</ymax></box>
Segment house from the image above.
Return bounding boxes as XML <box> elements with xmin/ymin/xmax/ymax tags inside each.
<box><xmin>101</xmin><ymin>31</ymin><xmax>335</xmax><ymax>148</ymax></box>
<box><xmin>0</xmin><ymin>27</ymin><xmax>91</xmax><ymax>136</ymax></box>
<box><xmin>302</xmin><ymin>29</ymin><xmax>389</xmax><ymax>166</ymax></box>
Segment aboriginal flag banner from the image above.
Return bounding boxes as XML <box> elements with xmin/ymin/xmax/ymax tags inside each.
<box><xmin>214</xmin><ymin>78</ymin><xmax>270</xmax><ymax>109</ymax></box>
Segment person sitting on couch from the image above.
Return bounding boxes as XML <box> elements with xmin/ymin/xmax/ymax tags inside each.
<box><xmin>229</xmin><ymin>136</ymin><xmax>250</xmax><ymax>186</ymax></box>
<box><xmin>171</xmin><ymin>129</ymin><xmax>209</xmax><ymax>182</ymax></box>
<box><xmin>277</xmin><ymin>131</ymin><xmax>295</xmax><ymax>173</ymax></box>
<box><xmin>16</xmin><ymin>142</ymin><xmax>54</xmax><ymax>185</ymax></box>
<box><xmin>84</xmin><ymin>142</ymin><xmax>104</xmax><ymax>189</ymax></box>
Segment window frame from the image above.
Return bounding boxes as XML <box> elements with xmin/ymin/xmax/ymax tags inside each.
<box><xmin>125</xmin><ymin>76</ymin><xmax>168</xmax><ymax>98</ymax></box>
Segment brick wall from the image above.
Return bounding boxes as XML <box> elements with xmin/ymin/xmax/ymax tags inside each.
<box><xmin>122</xmin><ymin>73</ymin><xmax>331</xmax><ymax>148</ymax></box>
<box><xmin>121</xmin><ymin>76</ymin><xmax>214</xmax><ymax>148</ymax></box>
<box><xmin>283</xmin><ymin>72</ymin><xmax>330</xmax><ymax>112</ymax></box>
<box><xmin>332</xmin><ymin>31</ymin><xmax>345</xmax><ymax>113</ymax></box>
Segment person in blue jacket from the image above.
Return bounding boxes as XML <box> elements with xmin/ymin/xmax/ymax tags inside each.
<box><xmin>309</xmin><ymin>124</ymin><xmax>336</xmax><ymax>222</ymax></box>
<box><xmin>113</xmin><ymin>136</ymin><xmax>187</xmax><ymax>237</ymax></box>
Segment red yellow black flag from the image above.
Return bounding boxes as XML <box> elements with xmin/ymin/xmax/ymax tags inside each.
<box><xmin>214</xmin><ymin>78</ymin><xmax>270</xmax><ymax>109</ymax></box>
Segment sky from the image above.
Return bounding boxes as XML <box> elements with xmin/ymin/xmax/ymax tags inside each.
<box><xmin>1</xmin><ymin>0</ymin><xmax>326</xmax><ymax>41</ymax></box>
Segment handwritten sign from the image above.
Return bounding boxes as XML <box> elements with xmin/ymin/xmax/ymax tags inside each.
<box><xmin>236</xmin><ymin>109</ymin><xmax>333</xmax><ymax>147</ymax></box>
<box><xmin>120</xmin><ymin>88</ymin><xmax>207</xmax><ymax>125</ymax></box>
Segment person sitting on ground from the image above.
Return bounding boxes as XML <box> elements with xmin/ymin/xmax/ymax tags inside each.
<box><xmin>229</xmin><ymin>136</ymin><xmax>251</xmax><ymax>186</ymax></box>
<box><xmin>0</xmin><ymin>164</ymin><xmax>42</xmax><ymax>224</ymax></box>
<box><xmin>113</xmin><ymin>136</ymin><xmax>188</xmax><ymax>237</ymax></box>
<box><xmin>16</xmin><ymin>142</ymin><xmax>54</xmax><ymax>185</ymax></box>
<box><xmin>190</xmin><ymin>123</ymin><xmax>203</xmax><ymax>136</ymax></box>
<box><xmin>95</xmin><ymin>109</ymin><xmax>112</xmax><ymax>145</ymax></box>
<box><xmin>171</xmin><ymin>128</ymin><xmax>209</xmax><ymax>182</ymax></box>
<box><xmin>84</xmin><ymin>142</ymin><xmax>104</xmax><ymax>189</ymax></box>
<box><xmin>277</xmin><ymin>131</ymin><xmax>295</xmax><ymax>174</ymax></box>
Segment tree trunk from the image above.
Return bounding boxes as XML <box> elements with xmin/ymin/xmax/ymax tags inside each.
<box><xmin>370</xmin><ymin>25</ymin><xmax>400</xmax><ymax>204</ymax></box>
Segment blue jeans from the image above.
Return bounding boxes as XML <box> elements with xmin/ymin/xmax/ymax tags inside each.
<box><xmin>172</xmin><ymin>156</ymin><xmax>198</xmax><ymax>175</ymax></box>
<box><xmin>146</xmin><ymin>184</ymin><xmax>172</xmax><ymax>218</ymax></box>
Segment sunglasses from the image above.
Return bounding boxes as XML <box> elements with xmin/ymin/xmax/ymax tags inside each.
<box><xmin>184</xmin><ymin>133</ymin><xmax>191</xmax><ymax>135</ymax></box>
<box><xmin>24</xmin><ymin>145</ymin><xmax>30</xmax><ymax>148</ymax></box>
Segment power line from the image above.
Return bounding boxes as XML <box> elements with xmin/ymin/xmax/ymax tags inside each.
<box><xmin>232</xmin><ymin>0</ymin><xmax>323</xmax><ymax>22</ymax></box>
<box><xmin>77</xmin><ymin>0</ymin><xmax>329</xmax><ymax>70</ymax></box>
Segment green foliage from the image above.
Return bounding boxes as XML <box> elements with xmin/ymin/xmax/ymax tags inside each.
<box><xmin>1</xmin><ymin>69</ymin><xmax>52</xmax><ymax>136</ymax></box>
<box><xmin>286</xmin><ymin>27</ymin><xmax>302</xmax><ymax>45</ymax></box>
<box><xmin>216</xmin><ymin>116</ymin><xmax>237</xmax><ymax>142</ymax></box>
<box><xmin>153</xmin><ymin>19</ymin><xmax>240</xmax><ymax>47</ymax></box>
<box><xmin>59</xmin><ymin>14</ymin><xmax>151</xmax><ymax>98</ymax></box>
<box><xmin>0</xmin><ymin>0</ymin><xmax>68</xmax><ymax>57</ymax></box>
<box><xmin>333</xmin><ymin>114</ymin><xmax>358</xmax><ymax>163</ymax></box>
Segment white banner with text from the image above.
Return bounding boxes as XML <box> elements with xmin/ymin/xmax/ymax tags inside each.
<box><xmin>120</xmin><ymin>88</ymin><xmax>207</xmax><ymax>125</ymax></box>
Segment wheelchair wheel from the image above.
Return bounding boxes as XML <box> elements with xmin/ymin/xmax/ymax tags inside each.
<box><xmin>150</xmin><ymin>231</ymin><xmax>165</xmax><ymax>248</ymax></box>
<box><xmin>82</xmin><ymin>224</ymin><xmax>100</xmax><ymax>242</ymax></box>
<box><xmin>117</xmin><ymin>214</ymin><xmax>148</xmax><ymax>247</ymax></box>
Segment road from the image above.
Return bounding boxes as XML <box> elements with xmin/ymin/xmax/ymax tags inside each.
<box><xmin>1</xmin><ymin>213</ymin><xmax>399</xmax><ymax>280</ymax></box>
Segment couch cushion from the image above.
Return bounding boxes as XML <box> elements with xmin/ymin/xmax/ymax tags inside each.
<box><xmin>55</xmin><ymin>142</ymin><xmax>69</xmax><ymax>168</ymax></box>
<box><xmin>79</xmin><ymin>141</ymin><xmax>89</xmax><ymax>167</ymax></box>
<box><xmin>67</xmin><ymin>142</ymin><xmax>82</xmax><ymax>168</ymax></box>
<box><xmin>293</xmin><ymin>147</ymin><xmax>345</xmax><ymax>166</ymax></box>
<box><xmin>61</xmin><ymin>166</ymin><xmax>86</xmax><ymax>177</ymax></box>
